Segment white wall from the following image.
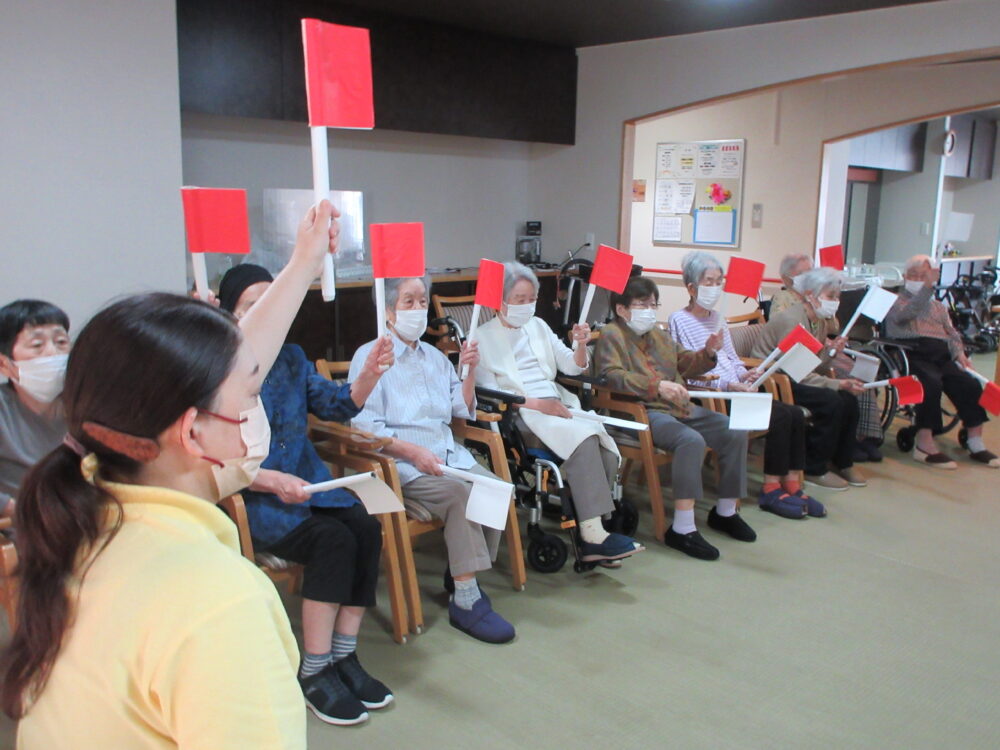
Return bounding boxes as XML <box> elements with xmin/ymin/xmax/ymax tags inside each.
<box><xmin>944</xmin><ymin>132</ymin><xmax>1000</xmax><ymax>260</ymax></box>
<box><xmin>181</xmin><ymin>113</ymin><xmax>532</xmax><ymax>271</ymax></box>
<box><xmin>0</xmin><ymin>0</ymin><xmax>185</xmax><ymax>330</ymax></box>
<box><xmin>529</xmin><ymin>0</ymin><xmax>1000</xmax><ymax>272</ymax></box>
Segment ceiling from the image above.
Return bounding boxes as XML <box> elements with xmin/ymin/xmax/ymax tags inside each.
<box><xmin>333</xmin><ymin>0</ymin><xmax>947</xmax><ymax>48</ymax></box>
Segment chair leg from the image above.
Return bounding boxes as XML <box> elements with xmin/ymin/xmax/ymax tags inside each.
<box><xmin>378</xmin><ymin>513</ymin><xmax>408</xmax><ymax>644</ymax></box>
<box><xmin>504</xmin><ymin>501</ymin><xmax>526</xmax><ymax>591</ymax></box>
<box><xmin>641</xmin><ymin>445</ymin><xmax>668</xmax><ymax>542</ymax></box>
<box><xmin>394</xmin><ymin>514</ymin><xmax>424</xmax><ymax>635</ymax></box>
<box><xmin>1</xmin><ymin>543</ymin><xmax>18</xmax><ymax>631</ymax></box>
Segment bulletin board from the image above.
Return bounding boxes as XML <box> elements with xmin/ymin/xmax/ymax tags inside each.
<box><xmin>651</xmin><ymin>139</ymin><xmax>745</xmax><ymax>249</ymax></box>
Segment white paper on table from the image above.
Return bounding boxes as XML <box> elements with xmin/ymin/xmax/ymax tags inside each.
<box><xmin>848</xmin><ymin>350</ymin><xmax>880</xmax><ymax>383</ymax></box>
<box><xmin>857</xmin><ymin>285</ymin><xmax>897</xmax><ymax>323</ymax></box>
<box><xmin>725</xmin><ymin>393</ymin><xmax>773</xmax><ymax>430</ymax></box>
<box><xmin>303</xmin><ymin>472</ymin><xmax>404</xmax><ymax>515</ymax></box>
<box><xmin>439</xmin><ymin>465</ymin><xmax>514</xmax><ymax>531</ymax></box>
<box><xmin>776</xmin><ymin>343</ymin><xmax>822</xmax><ymax>383</ymax></box>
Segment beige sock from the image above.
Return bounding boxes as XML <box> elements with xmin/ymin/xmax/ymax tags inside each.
<box><xmin>578</xmin><ymin>517</ymin><xmax>610</xmax><ymax>544</ymax></box>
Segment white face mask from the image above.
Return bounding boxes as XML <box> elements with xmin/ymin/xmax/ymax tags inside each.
<box><xmin>815</xmin><ymin>298</ymin><xmax>840</xmax><ymax>319</ymax></box>
<box><xmin>14</xmin><ymin>353</ymin><xmax>68</xmax><ymax>404</ymax></box>
<box><xmin>391</xmin><ymin>309</ymin><xmax>428</xmax><ymax>342</ymax></box>
<box><xmin>791</xmin><ymin>275</ymin><xmax>807</xmax><ymax>293</ymax></box>
<box><xmin>503</xmin><ymin>302</ymin><xmax>536</xmax><ymax>328</ymax></box>
<box><xmin>626</xmin><ymin>308</ymin><xmax>657</xmax><ymax>336</ymax></box>
<box><xmin>696</xmin><ymin>285</ymin><xmax>722</xmax><ymax>310</ymax></box>
<box><xmin>904</xmin><ymin>279</ymin><xmax>924</xmax><ymax>295</ymax></box>
<box><xmin>205</xmin><ymin>397</ymin><xmax>271</xmax><ymax>501</ymax></box>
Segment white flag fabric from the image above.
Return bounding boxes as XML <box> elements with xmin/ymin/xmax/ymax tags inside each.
<box><xmin>777</xmin><ymin>343</ymin><xmax>822</xmax><ymax>383</ymax></box>
<box><xmin>303</xmin><ymin>472</ymin><xmax>404</xmax><ymax>515</ymax></box>
<box><xmin>848</xmin><ymin>350</ymin><xmax>881</xmax><ymax>383</ymax></box>
<box><xmin>725</xmin><ymin>393</ymin><xmax>774</xmax><ymax>430</ymax></box>
<box><xmin>857</xmin><ymin>285</ymin><xmax>898</xmax><ymax>323</ymax></box>
<box><xmin>439</xmin><ymin>465</ymin><xmax>514</xmax><ymax>531</ymax></box>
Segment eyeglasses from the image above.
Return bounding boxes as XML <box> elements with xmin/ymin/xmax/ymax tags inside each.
<box><xmin>629</xmin><ymin>302</ymin><xmax>660</xmax><ymax>310</ymax></box>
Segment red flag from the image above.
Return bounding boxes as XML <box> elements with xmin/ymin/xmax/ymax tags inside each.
<box><xmin>890</xmin><ymin>376</ymin><xmax>924</xmax><ymax>406</ymax></box>
<box><xmin>819</xmin><ymin>244</ymin><xmax>845</xmax><ymax>271</ymax></box>
<box><xmin>180</xmin><ymin>188</ymin><xmax>251</xmax><ymax>255</ymax></box>
<box><xmin>979</xmin><ymin>381</ymin><xmax>1000</xmax><ymax>416</ymax></box>
<box><xmin>474</xmin><ymin>259</ymin><xmax>505</xmax><ymax>309</ymax></box>
<box><xmin>302</xmin><ymin>19</ymin><xmax>374</xmax><ymax>129</ymax></box>
<box><xmin>723</xmin><ymin>257</ymin><xmax>765</xmax><ymax>298</ymax></box>
<box><xmin>589</xmin><ymin>245</ymin><xmax>633</xmax><ymax>294</ymax></box>
<box><xmin>777</xmin><ymin>325</ymin><xmax>823</xmax><ymax>355</ymax></box>
<box><xmin>370</xmin><ymin>223</ymin><xmax>425</xmax><ymax>279</ymax></box>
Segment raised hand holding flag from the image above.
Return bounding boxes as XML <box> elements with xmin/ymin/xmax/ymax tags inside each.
<box><xmin>462</xmin><ymin>259</ymin><xmax>505</xmax><ymax>379</ymax></box>
<box><xmin>302</xmin><ymin>19</ymin><xmax>375</xmax><ymax>302</ymax></box>
<box><xmin>829</xmin><ymin>283</ymin><xmax>898</xmax><ymax>355</ymax></box>
<box><xmin>719</xmin><ymin>256</ymin><xmax>765</xmax><ymax>329</ymax></box>
<box><xmin>180</xmin><ymin>187</ymin><xmax>251</xmax><ymax>301</ymax></box>
<box><xmin>370</xmin><ymin>222</ymin><xmax>426</xmax><ymax>338</ymax></box>
<box><xmin>578</xmin><ymin>244</ymin><xmax>633</xmax><ymax>349</ymax></box>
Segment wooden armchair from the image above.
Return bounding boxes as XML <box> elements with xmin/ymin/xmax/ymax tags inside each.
<box><xmin>315</xmin><ymin>359</ymin><xmax>526</xmax><ymax>637</ymax></box>
<box><xmin>430</xmin><ymin>294</ymin><xmax>497</xmax><ymax>355</ymax></box>
<box><xmin>1</xmin><ymin>522</ymin><xmax>17</xmax><ymax>630</ymax></box>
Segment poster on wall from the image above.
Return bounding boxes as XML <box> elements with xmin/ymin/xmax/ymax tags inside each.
<box><xmin>652</xmin><ymin>139</ymin><xmax>745</xmax><ymax>249</ymax></box>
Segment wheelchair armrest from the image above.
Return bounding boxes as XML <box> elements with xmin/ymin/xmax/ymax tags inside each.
<box><xmin>557</xmin><ymin>373</ymin><xmax>609</xmax><ymax>387</ymax></box>
<box><xmin>474</xmin><ymin>411</ymin><xmax>503</xmax><ymax>423</ymax></box>
<box><xmin>474</xmin><ymin>386</ymin><xmax>526</xmax><ymax>406</ymax></box>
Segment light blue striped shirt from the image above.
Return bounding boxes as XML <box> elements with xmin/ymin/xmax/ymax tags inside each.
<box><xmin>349</xmin><ymin>333</ymin><xmax>477</xmax><ymax>486</ymax></box>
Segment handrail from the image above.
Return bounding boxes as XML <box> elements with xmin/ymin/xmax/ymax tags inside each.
<box><xmin>643</xmin><ymin>267</ymin><xmax>783</xmax><ymax>285</ymax></box>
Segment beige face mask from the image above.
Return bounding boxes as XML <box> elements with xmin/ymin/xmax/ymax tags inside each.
<box><xmin>200</xmin><ymin>397</ymin><xmax>271</xmax><ymax>501</ymax></box>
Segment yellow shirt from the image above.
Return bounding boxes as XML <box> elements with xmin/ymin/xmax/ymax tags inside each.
<box><xmin>17</xmin><ymin>481</ymin><xmax>305</xmax><ymax>750</ymax></box>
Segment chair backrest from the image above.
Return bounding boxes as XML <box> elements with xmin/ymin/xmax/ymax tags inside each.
<box><xmin>432</xmin><ymin>294</ymin><xmax>496</xmax><ymax>338</ymax></box>
<box><xmin>727</xmin><ymin>309</ymin><xmax>766</xmax><ymax>327</ymax></box>
<box><xmin>218</xmin><ymin>494</ymin><xmax>256</xmax><ymax>561</ymax></box>
<box><xmin>729</xmin><ymin>323</ymin><xmax>766</xmax><ymax>359</ymax></box>
<box><xmin>315</xmin><ymin>359</ymin><xmax>351</xmax><ymax>382</ymax></box>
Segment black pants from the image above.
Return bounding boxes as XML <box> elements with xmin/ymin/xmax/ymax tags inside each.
<box><xmin>791</xmin><ymin>382</ymin><xmax>859</xmax><ymax>475</ymax></box>
<box><xmin>762</xmin><ymin>399</ymin><xmax>807</xmax><ymax>477</ymax></box>
<box><xmin>265</xmin><ymin>503</ymin><xmax>382</xmax><ymax>607</ymax></box>
<box><xmin>905</xmin><ymin>337</ymin><xmax>987</xmax><ymax>433</ymax></box>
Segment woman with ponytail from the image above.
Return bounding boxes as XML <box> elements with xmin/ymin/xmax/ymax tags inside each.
<box><xmin>0</xmin><ymin>201</ymin><xmax>340</xmax><ymax>749</ymax></box>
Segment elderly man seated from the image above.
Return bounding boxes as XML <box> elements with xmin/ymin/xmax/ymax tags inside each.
<box><xmin>769</xmin><ymin>252</ymin><xmax>813</xmax><ymax>316</ymax></box>
<box><xmin>884</xmin><ymin>255</ymin><xmax>997</xmax><ymax>469</ymax></box>
<box><xmin>350</xmin><ymin>276</ymin><xmax>516</xmax><ymax>644</ymax></box>
<box><xmin>751</xmin><ymin>267</ymin><xmax>867</xmax><ymax>490</ymax></box>
<box><xmin>594</xmin><ymin>275</ymin><xmax>756</xmax><ymax>561</ymax></box>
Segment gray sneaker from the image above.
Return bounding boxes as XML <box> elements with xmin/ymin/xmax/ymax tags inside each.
<box><xmin>804</xmin><ymin>471</ymin><xmax>849</xmax><ymax>491</ymax></box>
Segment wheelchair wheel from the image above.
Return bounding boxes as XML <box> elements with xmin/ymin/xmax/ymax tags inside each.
<box><xmin>896</xmin><ymin>426</ymin><xmax>915</xmax><ymax>452</ymax></box>
<box><xmin>527</xmin><ymin>534</ymin><xmax>568</xmax><ymax>574</ymax></box>
<box><xmin>603</xmin><ymin>498</ymin><xmax>639</xmax><ymax>537</ymax></box>
<box><xmin>958</xmin><ymin>428</ymin><xmax>969</xmax><ymax>450</ymax></box>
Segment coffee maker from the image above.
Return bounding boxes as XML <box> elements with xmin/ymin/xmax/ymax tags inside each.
<box><xmin>515</xmin><ymin>221</ymin><xmax>542</xmax><ymax>266</ymax></box>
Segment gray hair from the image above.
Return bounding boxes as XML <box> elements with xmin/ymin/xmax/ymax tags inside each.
<box><xmin>904</xmin><ymin>255</ymin><xmax>934</xmax><ymax>276</ymax></box>
<box><xmin>680</xmin><ymin>251</ymin><xmax>723</xmax><ymax>288</ymax></box>
<box><xmin>503</xmin><ymin>261</ymin><xmax>539</xmax><ymax>301</ymax></box>
<box><xmin>377</xmin><ymin>275</ymin><xmax>433</xmax><ymax>309</ymax></box>
<box><xmin>780</xmin><ymin>253</ymin><xmax>813</xmax><ymax>280</ymax></box>
<box><xmin>795</xmin><ymin>267</ymin><xmax>842</xmax><ymax>297</ymax></box>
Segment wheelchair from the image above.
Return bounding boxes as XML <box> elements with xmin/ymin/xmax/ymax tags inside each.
<box><xmin>430</xmin><ymin>315</ymin><xmax>639</xmax><ymax>575</ymax></box>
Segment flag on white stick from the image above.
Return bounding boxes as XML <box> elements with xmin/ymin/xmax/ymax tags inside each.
<box><xmin>829</xmin><ymin>284</ymin><xmax>898</xmax><ymax>355</ymax></box>
<box><xmin>686</xmin><ymin>391</ymin><xmax>773</xmax><ymax>430</ymax></box>
<box><xmin>577</xmin><ymin>244</ymin><xmax>634</xmax><ymax>349</ymax></box>
<box><xmin>439</xmin><ymin>465</ymin><xmax>514</xmax><ymax>530</ymax></box>
<box><xmin>566</xmin><ymin>408</ymin><xmax>649</xmax><ymax>432</ymax></box>
<box><xmin>303</xmin><ymin>472</ymin><xmax>403</xmax><ymax>514</ymax></box>
<box><xmin>846</xmin><ymin>349</ymin><xmax>880</xmax><ymax>382</ymax></box>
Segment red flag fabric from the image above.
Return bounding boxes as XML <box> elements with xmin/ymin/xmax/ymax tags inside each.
<box><xmin>589</xmin><ymin>245</ymin><xmax>633</xmax><ymax>294</ymax></box>
<box><xmin>180</xmin><ymin>188</ymin><xmax>251</xmax><ymax>255</ymax></box>
<box><xmin>302</xmin><ymin>19</ymin><xmax>374</xmax><ymax>129</ymax></box>
<box><xmin>474</xmin><ymin>259</ymin><xmax>505</xmax><ymax>309</ymax></box>
<box><xmin>723</xmin><ymin>257</ymin><xmax>765</xmax><ymax>298</ymax></box>
<box><xmin>370</xmin><ymin>223</ymin><xmax>425</xmax><ymax>279</ymax></box>
<box><xmin>777</xmin><ymin>324</ymin><xmax>823</xmax><ymax>354</ymax></box>
<box><xmin>979</xmin><ymin>381</ymin><xmax>1000</xmax><ymax>416</ymax></box>
<box><xmin>819</xmin><ymin>244</ymin><xmax>845</xmax><ymax>271</ymax></box>
<box><xmin>890</xmin><ymin>376</ymin><xmax>924</xmax><ymax>406</ymax></box>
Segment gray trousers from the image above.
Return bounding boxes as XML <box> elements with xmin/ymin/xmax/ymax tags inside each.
<box><xmin>402</xmin><ymin>463</ymin><xmax>501</xmax><ymax>577</ymax></box>
<box><xmin>648</xmin><ymin>405</ymin><xmax>748</xmax><ymax>501</ymax></box>
<box><xmin>516</xmin><ymin>414</ymin><xmax>617</xmax><ymax>520</ymax></box>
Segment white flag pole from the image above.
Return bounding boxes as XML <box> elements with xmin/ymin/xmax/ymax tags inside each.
<box><xmin>750</xmin><ymin>359</ymin><xmax>783</xmax><ymax>390</ymax></box>
<box><xmin>191</xmin><ymin>253</ymin><xmax>209</xmax><ymax>302</ymax></box>
<box><xmin>861</xmin><ymin>378</ymin><xmax>892</xmax><ymax>390</ymax></box>
<box><xmin>757</xmin><ymin>346</ymin><xmax>782</xmax><ymax>371</ymax></box>
<box><xmin>574</xmin><ymin>285</ymin><xmax>597</xmax><ymax>351</ymax></box>
<box><xmin>461</xmin><ymin>303</ymin><xmax>482</xmax><ymax>380</ymax></box>
<box><xmin>964</xmin><ymin>366</ymin><xmax>990</xmax><ymax>386</ymax></box>
<box><xmin>375</xmin><ymin>278</ymin><xmax>387</xmax><ymax>338</ymax></box>
<box><xmin>310</xmin><ymin>126</ymin><xmax>336</xmax><ymax>302</ymax></box>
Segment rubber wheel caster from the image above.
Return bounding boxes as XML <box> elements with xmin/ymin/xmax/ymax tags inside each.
<box><xmin>896</xmin><ymin>427</ymin><xmax>915</xmax><ymax>452</ymax></box>
<box><xmin>527</xmin><ymin>534</ymin><xmax>568</xmax><ymax>573</ymax></box>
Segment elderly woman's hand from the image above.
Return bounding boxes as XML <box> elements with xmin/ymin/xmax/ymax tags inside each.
<box><xmin>728</xmin><ymin>382</ymin><xmax>756</xmax><ymax>393</ymax></box>
<box><xmin>829</xmin><ymin>336</ymin><xmax>848</xmax><ymax>356</ymax></box>
<box><xmin>657</xmin><ymin>380</ymin><xmax>691</xmax><ymax>408</ymax></box>
<box><xmin>459</xmin><ymin>339</ymin><xmax>480</xmax><ymax>372</ymax></box>
<box><xmin>838</xmin><ymin>378</ymin><xmax>865</xmax><ymax>395</ymax></box>
<box><xmin>524</xmin><ymin>397</ymin><xmax>572</xmax><ymax>419</ymax></box>
<box><xmin>571</xmin><ymin>323</ymin><xmax>591</xmax><ymax>344</ymax></box>
<box><xmin>704</xmin><ymin>330</ymin><xmax>724</xmax><ymax>356</ymax></box>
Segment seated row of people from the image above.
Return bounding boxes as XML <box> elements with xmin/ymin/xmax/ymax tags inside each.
<box><xmin>1</xmin><ymin>206</ymin><xmax>994</xmax><ymax>744</ymax></box>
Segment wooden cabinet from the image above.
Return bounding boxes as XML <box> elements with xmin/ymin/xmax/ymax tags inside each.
<box><xmin>945</xmin><ymin>113</ymin><xmax>996</xmax><ymax>180</ymax></box>
<box><xmin>848</xmin><ymin>123</ymin><xmax>925</xmax><ymax>172</ymax></box>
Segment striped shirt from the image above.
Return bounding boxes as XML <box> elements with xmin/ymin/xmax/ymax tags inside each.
<box><xmin>884</xmin><ymin>285</ymin><xmax>964</xmax><ymax>359</ymax></box>
<box><xmin>667</xmin><ymin>309</ymin><xmax>747</xmax><ymax>391</ymax></box>
<box><xmin>349</xmin><ymin>333</ymin><xmax>477</xmax><ymax>486</ymax></box>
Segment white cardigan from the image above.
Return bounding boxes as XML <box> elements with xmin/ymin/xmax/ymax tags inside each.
<box><xmin>475</xmin><ymin>316</ymin><xmax>620</xmax><ymax>462</ymax></box>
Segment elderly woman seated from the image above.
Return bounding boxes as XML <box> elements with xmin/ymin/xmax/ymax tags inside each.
<box><xmin>593</xmin><ymin>275</ymin><xmax>756</xmax><ymax>560</ymax></box>
<box><xmin>474</xmin><ymin>262</ymin><xmax>644</xmax><ymax>563</ymax></box>
<box><xmin>751</xmin><ymin>267</ymin><xmax>867</xmax><ymax>490</ymax></box>
<box><xmin>350</xmin><ymin>275</ymin><xmax>517</xmax><ymax>645</ymax></box>
<box><xmin>667</xmin><ymin>251</ymin><xmax>821</xmax><ymax>518</ymax></box>
<box><xmin>219</xmin><ymin>264</ymin><xmax>396</xmax><ymax>726</ymax></box>
<box><xmin>884</xmin><ymin>254</ymin><xmax>997</xmax><ymax>469</ymax></box>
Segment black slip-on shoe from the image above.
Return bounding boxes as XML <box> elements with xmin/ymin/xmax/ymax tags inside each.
<box><xmin>664</xmin><ymin>528</ymin><xmax>720</xmax><ymax>560</ymax></box>
<box><xmin>335</xmin><ymin>652</ymin><xmax>394</xmax><ymax>710</ymax></box>
<box><xmin>300</xmin><ymin>664</ymin><xmax>369</xmax><ymax>726</ymax></box>
<box><xmin>707</xmin><ymin>507</ymin><xmax>757</xmax><ymax>542</ymax></box>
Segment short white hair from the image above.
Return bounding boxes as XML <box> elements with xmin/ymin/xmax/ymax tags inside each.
<box><xmin>780</xmin><ymin>253</ymin><xmax>812</xmax><ymax>280</ymax></box>
<box><xmin>503</xmin><ymin>261</ymin><xmax>539</xmax><ymax>300</ymax></box>
<box><xmin>904</xmin><ymin>255</ymin><xmax>935</xmax><ymax>276</ymax></box>
<box><xmin>795</xmin><ymin>267</ymin><xmax>842</xmax><ymax>297</ymax></box>
<box><xmin>681</xmin><ymin>251</ymin><xmax>723</xmax><ymax>288</ymax></box>
<box><xmin>379</xmin><ymin>276</ymin><xmax>432</xmax><ymax>309</ymax></box>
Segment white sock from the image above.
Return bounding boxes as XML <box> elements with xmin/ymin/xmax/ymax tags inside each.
<box><xmin>716</xmin><ymin>498</ymin><xmax>738</xmax><ymax>517</ymax></box>
<box><xmin>967</xmin><ymin>435</ymin><xmax>987</xmax><ymax>453</ymax></box>
<box><xmin>578</xmin><ymin>517</ymin><xmax>610</xmax><ymax>544</ymax></box>
<box><xmin>672</xmin><ymin>509</ymin><xmax>696</xmax><ymax>535</ymax></box>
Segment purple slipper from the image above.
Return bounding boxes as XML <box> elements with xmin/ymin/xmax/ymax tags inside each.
<box><xmin>449</xmin><ymin>597</ymin><xmax>515</xmax><ymax>644</ymax></box>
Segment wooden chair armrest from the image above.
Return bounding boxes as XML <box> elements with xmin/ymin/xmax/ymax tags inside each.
<box><xmin>308</xmin><ymin>416</ymin><xmax>391</xmax><ymax>450</ymax></box>
<box><xmin>741</xmin><ymin>357</ymin><xmax>764</xmax><ymax>367</ymax></box>
<box><xmin>474</xmin><ymin>411</ymin><xmax>502</xmax><ymax>423</ymax></box>
<box><xmin>322</xmin><ymin>450</ymin><xmax>384</xmax><ymax>480</ymax></box>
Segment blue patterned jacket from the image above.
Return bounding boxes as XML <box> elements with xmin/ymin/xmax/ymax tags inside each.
<box><xmin>243</xmin><ymin>344</ymin><xmax>361</xmax><ymax>547</ymax></box>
